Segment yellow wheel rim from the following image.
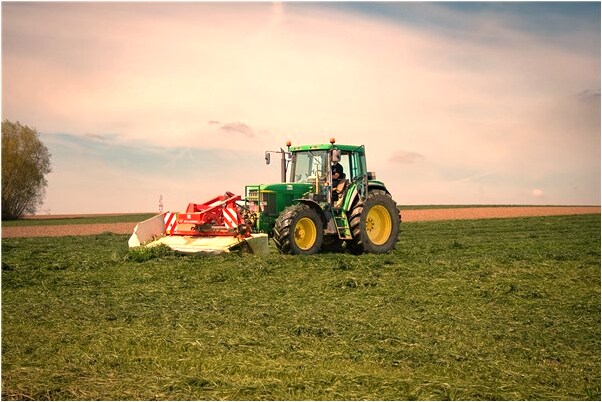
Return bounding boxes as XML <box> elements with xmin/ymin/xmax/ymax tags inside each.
<box><xmin>294</xmin><ymin>217</ymin><xmax>317</xmax><ymax>250</ymax></box>
<box><xmin>365</xmin><ymin>205</ymin><xmax>392</xmax><ymax>246</ymax></box>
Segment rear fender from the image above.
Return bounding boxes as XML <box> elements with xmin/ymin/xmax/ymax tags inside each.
<box><xmin>368</xmin><ymin>183</ymin><xmax>390</xmax><ymax>195</ymax></box>
<box><xmin>342</xmin><ymin>182</ymin><xmax>390</xmax><ymax>211</ymax></box>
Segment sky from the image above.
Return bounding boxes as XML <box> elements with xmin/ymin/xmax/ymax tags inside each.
<box><xmin>2</xmin><ymin>1</ymin><xmax>600</xmax><ymax>214</ymax></box>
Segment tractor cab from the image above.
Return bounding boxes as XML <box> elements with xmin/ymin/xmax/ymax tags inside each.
<box><xmin>285</xmin><ymin>139</ymin><xmax>371</xmax><ymax>208</ymax></box>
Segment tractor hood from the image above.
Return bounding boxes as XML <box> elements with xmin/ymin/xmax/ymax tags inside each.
<box><xmin>244</xmin><ymin>182</ymin><xmax>315</xmax><ymax>233</ymax></box>
<box><xmin>246</xmin><ymin>182</ymin><xmax>314</xmax><ymax>193</ymax></box>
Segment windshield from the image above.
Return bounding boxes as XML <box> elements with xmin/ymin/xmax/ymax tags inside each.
<box><xmin>290</xmin><ymin>150</ymin><xmax>328</xmax><ymax>183</ymax></box>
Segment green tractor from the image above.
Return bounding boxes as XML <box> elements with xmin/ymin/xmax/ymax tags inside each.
<box><xmin>243</xmin><ymin>139</ymin><xmax>400</xmax><ymax>254</ymax></box>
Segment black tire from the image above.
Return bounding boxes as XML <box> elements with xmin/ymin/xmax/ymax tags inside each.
<box><xmin>347</xmin><ymin>190</ymin><xmax>399</xmax><ymax>254</ymax></box>
<box><xmin>273</xmin><ymin>203</ymin><xmax>324</xmax><ymax>255</ymax></box>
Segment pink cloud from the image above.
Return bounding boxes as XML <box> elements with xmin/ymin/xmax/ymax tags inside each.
<box><xmin>532</xmin><ymin>189</ymin><xmax>545</xmax><ymax>198</ymax></box>
<box><xmin>389</xmin><ymin>150</ymin><xmax>426</xmax><ymax>165</ymax></box>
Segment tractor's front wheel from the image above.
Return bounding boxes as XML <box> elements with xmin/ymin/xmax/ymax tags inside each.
<box><xmin>347</xmin><ymin>190</ymin><xmax>400</xmax><ymax>254</ymax></box>
<box><xmin>273</xmin><ymin>204</ymin><xmax>324</xmax><ymax>255</ymax></box>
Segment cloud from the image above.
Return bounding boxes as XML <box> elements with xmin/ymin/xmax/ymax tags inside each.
<box><xmin>389</xmin><ymin>150</ymin><xmax>426</xmax><ymax>165</ymax></box>
<box><xmin>577</xmin><ymin>89</ymin><xmax>601</xmax><ymax>103</ymax></box>
<box><xmin>83</xmin><ymin>133</ymin><xmax>118</xmax><ymax>143</ymax></box>
<box><xmin>208</xmin><ymin>121</ymin><xmax>256</xmax><ymax>138</ymax></box>
<box><xmin>532</xmin><ymin>189</ymin><xmax>545</xmax><ymax>198</ymax></box>
<box><xmin>220</xmin><ymin>122</ymin><xmax>255</xmax><ymax>138</ymax></box>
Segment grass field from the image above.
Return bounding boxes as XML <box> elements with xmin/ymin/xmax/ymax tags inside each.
<box><xmin>1</xmin><ymin>214</ymin><xmax>600</xmax><ymax>400</ymax></box>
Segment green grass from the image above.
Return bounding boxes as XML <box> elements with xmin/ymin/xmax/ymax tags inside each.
<box><xmin>1</xmin><ymin>213</ymin><xmax>156</xmax><ymax>227</ymax></box>
<box><xmin>2</xmin><ymin>214</ymin><xmax>600</xmax><ymax>400</ymax></box>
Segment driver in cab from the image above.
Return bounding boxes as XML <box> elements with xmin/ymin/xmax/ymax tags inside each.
<box><xmin>331</xmin><ymin>160</ymin><xmax>346</xmax><ymax>207</ymax></box>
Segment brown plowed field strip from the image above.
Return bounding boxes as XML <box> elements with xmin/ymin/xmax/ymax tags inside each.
<box><xmin>1</xmin><ymin>222</ymin><xmax>137</xmax><ymax>239</ymax></box>
<box><xmin>401</xmin><ymin>206</ymin><xmax>601</xmax><ymax>222</ymax></box>
<box><xmin>1</xmin><ymin>206</ymin><xmax>600</xmax><ymax>239</ymax></box>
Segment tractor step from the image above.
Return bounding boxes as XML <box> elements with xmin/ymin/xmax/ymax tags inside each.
<box><xmin>334</xmin><ymin>213</ymin><xmax>353</xmax><ymax>240</ymax></box>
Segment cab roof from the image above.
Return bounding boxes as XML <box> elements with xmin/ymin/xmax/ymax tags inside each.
<box><xmin>289</xmin><ymin>143</ymin><xmax>364</xmax><ymax>153</ymax></box>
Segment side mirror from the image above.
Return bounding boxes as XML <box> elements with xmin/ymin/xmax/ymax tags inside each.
<box><xmin>265</xmin><ymin>152</ymin><xmax>271</xmax><ymax>165</ymax></box>
<box><xmin>331</xmin><ymin>149</ymin><xmax>341</xmax><ymax>163</ymax></box>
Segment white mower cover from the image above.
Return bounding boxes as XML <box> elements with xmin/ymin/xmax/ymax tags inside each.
<box><xmin>128</xmin><ymin>214</ymin><xmax>166</xmax><ymax>248</ymax></box>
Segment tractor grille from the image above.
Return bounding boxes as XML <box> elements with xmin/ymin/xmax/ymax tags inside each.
<box><xmin>260</xmin><ymin>192</ymin><xmax>277</xmax><ymax>216</ymax></box>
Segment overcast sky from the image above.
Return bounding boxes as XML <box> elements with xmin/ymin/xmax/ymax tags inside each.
<box><xmin>2</xmin><ymin>1</ymin><xmax>600</xmax><ymax>214</ymax></box>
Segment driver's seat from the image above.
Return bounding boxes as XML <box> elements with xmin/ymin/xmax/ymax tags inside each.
<box><xmin>334</xmin><ymin>179</ymin><xmax>349</xmax><ymax>208</ymax></box>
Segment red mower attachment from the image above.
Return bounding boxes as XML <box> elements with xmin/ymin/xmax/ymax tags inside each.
<box><xmin>128</xmin><ymin>191</ymin><xmax>267</xmax><ymax>254</ymax></box>
<box><xmin>165</xmin><ymin>191</ymin><xmax>250</xmax><ymax>238</ymax></box>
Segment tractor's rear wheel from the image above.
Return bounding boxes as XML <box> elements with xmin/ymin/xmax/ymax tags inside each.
<box><xmin>273</xmin><ymin>203</ymin><xmax>324</xmax><ymax>255</ymax></box>
<box><xmin>347</xmin><ymin>190</ymin><xmax>399</xmax><ymax>254</ymax></box>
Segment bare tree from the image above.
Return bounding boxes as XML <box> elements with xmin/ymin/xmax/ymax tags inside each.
<box><xmin>2</xmin><ymin>120</ymin><xmax>52</xmax><ymax>220</ymax></box>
